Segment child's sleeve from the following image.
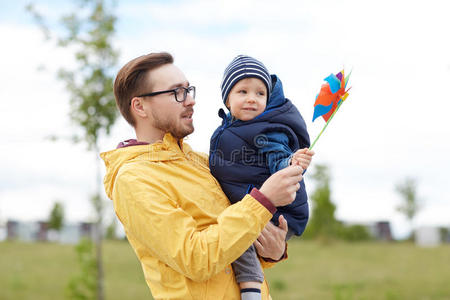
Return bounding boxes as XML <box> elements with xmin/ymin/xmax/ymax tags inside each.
<box><xmin>259</xmin><ymin>132</ymin><xmax>293</xmax><ymax>174</ymax></box>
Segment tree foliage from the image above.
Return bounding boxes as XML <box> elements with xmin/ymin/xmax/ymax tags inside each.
<box><xmin>27</xmin><ymin>1</ymin><xmax>119</xmax><ymax>299</ymax></box>
<box><xmin>57</xmin><ymin>2</ymin><xmax>119</xmax><ymax>149</ymax></box>
<box><xmin>304</xmin><ymin>164</ymin><xmax>340</xmax><ymax>240</ymax></box>
<box><xmin>27</xmin><ymin>0</ymin><xmax>119</xmax><ymax>149</ymax></box>
<box><xmin>395</xmin><ymin>177</ymin><xmax>420</xmax><ymax>222</ymax></box>
<box><xmin>48</xmin><ymin>201</ymin><xmax>65</xmax><ymax>231</ymax></box>
<box><xmin>67</xmin><ymin>238</ymin><xmax>97</xmax><ymax>300</ymax></box>
<box><xmin>395</xmin><ymin>177</ymin><xmax>421</xmax><ymax>240</ymax></box>
<box><xmin>303</xmin><ymin>164</ymin><xmax>371</xmax><ymax>242</ymax></box>
<box><xmin>337</xmin><ymin>224</ymin><xmax>371</xmax><ymax>242</ymax></box>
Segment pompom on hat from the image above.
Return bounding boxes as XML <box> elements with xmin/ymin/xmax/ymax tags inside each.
<box><xmin>220</xmin><ymin>55</ymin><xmax>272</xmax><ymax>106</ymax></box>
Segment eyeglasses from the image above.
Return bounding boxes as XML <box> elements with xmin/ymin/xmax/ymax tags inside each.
<box><xmin>136</xmin><ymin>86</ymin><xmax>196</xmax><ymax>103</ymax></box>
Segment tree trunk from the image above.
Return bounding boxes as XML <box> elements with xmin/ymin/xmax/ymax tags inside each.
<box><xmin>96</xmin><ymin>222</ymin><xmax>104</xmax><ymax>300</ymax></box>
<box><xmin>95</xmin><ymin>147</ymin><xmax>104</xmax><ymax>300</ymax></box>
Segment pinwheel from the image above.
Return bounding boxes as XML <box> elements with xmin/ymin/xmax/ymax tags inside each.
<box><xmin>310</xmin><ymin>70</ymin><xmax>352</xmax><ymax>150</ymax></box>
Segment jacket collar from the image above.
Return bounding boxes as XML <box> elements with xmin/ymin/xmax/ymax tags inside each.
<box><xmin>100</xmin><ymin>133</ymin><xmax>193</xmax><ymax>199</ymax></box>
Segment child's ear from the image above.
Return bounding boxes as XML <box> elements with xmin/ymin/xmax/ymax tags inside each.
<box><xmin>225</xmin><ymin>98</ymin><xmax>230</xmax><ymax>108</ymax></box>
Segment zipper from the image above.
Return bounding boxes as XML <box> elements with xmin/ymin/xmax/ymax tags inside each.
<box><xmin>245</xmin><ymin>184</ymin><xmax>254</xmax><ymax>194</ymax></box>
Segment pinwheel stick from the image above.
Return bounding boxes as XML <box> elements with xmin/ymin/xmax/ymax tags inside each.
<box><xmin>309</xmin><ymin>100</ymin><xmax>343</xmax><ymax>150</ymax></box>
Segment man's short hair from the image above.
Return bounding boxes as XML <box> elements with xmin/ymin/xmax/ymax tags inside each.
<box><xmin>114</xmin><ymin>52</ymin><xmax>174</xmax><ymax>126</ymax></box>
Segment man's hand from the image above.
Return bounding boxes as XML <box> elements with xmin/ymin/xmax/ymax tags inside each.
<box><xmin>291</xmin><ymin>148</ymin><xmax>315</xmax><ymax>170</ymax></box>
<box><xmin>259</xmin><ymin>165</ymin><xmax>303</xmax><ymax>207</ymax></box>
<box><xmin>254</xmin><ymin>215</ymin><xmax>288</xmax><ymax>261</ymax></box>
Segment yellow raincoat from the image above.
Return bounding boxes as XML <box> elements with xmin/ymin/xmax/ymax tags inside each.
<box><xmin>101</xmin><ymin>133</ymin><xmax>278</xmax><ymax>300</ymax></box>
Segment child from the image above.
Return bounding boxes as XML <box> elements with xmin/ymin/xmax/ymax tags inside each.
<box><xmin>209</xmin><ymin>55</ymin><xmax>314</xmax><ymax>300</ymax></box>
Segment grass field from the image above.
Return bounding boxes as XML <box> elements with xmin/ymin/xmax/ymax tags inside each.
<box><xmin>1</xmin><ymin>239</ymin><xmax>449</xmax><ymax>300</ymax></box>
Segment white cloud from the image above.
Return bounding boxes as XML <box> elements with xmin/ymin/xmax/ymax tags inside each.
<box><xmin>0</xmin><ymin>184</ymin><xmax>92</xmax><ymax>222</ymax></box>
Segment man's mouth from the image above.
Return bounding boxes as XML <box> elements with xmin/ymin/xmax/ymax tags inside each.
<box><xmin>181</xmin><ymin>110</ymin><xmax>194</xmax><ymax>119</ymax></box>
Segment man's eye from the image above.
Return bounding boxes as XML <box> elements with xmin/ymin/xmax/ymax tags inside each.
<box><xmin>176</xmin><ymin>88</ymin><xmax>184</xmax><ymax>97</ymax></box>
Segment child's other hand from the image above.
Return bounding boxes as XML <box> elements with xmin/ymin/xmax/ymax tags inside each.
<box><xmin>291</xmin><ymin>148</ymin><xmax>315</xmax><ymax>170</ymax></box>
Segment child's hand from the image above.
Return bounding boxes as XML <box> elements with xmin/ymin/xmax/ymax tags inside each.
<box><xmin>291</xmin><ymin>148</ymin><xmax>315</xmax><ymax>170</ymax></box>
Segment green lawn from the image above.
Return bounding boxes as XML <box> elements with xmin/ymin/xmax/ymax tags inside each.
<box><xmin>1</xmin><ymin>240</ymin><xmax>449</xmax><ymax>299</ymax></box>
<box><xmin>265</xmin><ymin>240</ymin><xmax>450</xmax><ymax>299</ymax></box>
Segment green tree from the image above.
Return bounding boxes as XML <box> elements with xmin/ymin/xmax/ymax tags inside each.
<box><xmin>27</xmin><ymin>1</ymin><xmax>119</xmax><ymax>299</ymax></box>
<box><xmin>304</xmin><ymin>164</ymin><xmax>340</xmax><ymax>241</ymax></box>
<box><xmin>337</xmin><ymin>224</ymin><xmax>371</xmax><ymax>242</ymax></box>
<box><xmin>67</xmin><ymin>238</ymin><xmax>97</xmax><ymax>300</ymax></box>
<box><xmin>48</xmin><ymin>201</ymin><xmax>65</xmax><ymax>232</ymax></box>
<box><xmin>303</xmin><ymin>164</ymin><xmax>371</xmax><ymax>242</ymax></box>
<box><xmin>395</xmin><ymin>177</ymin><xmax>421</xmax><ymax>239</ymax></box>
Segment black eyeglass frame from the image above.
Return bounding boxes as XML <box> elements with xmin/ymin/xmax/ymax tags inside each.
<box><xmin>135</xmin><ymin>86</ymin><xmax>196</xmax><ymax>103</ymax></box>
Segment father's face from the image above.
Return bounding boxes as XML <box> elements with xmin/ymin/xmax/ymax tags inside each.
<box><xmin>144</xmin><ymin>64</ymin><xmax>195</xmax><ymax>139</ymax></box>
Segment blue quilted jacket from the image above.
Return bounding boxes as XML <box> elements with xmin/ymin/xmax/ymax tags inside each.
<box><xmin>209</xmin><ymin>75</ymin><xmax>310</xmax><ymax>235</ymax></box>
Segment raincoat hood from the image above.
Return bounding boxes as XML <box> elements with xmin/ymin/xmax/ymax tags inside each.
<box><xmin>100</xmin><ymin>134</ymin><xmax>192</xmax><ymax>200</ymax></box>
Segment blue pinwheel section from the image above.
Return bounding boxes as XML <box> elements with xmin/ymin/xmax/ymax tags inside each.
<box><xmin>324</xmin><ymin>74</ymin><xmax>341</xmax><ymax>94</ymax></box>
<box><xmin>312</xmin><ymin>96</ymin><xmax>333</xmax><ymax>122</ymax></box>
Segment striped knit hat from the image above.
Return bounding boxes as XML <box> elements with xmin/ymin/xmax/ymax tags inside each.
<box><xmin>221</xmin><ymin>55</ymin><xmax>272</xmax><ymax>106</ymax></box>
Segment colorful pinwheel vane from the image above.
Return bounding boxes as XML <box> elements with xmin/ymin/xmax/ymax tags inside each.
<box><xmin>309</xmin><ymin>70</ymin><xmax>352</xmax><ymax>150</ymax></box>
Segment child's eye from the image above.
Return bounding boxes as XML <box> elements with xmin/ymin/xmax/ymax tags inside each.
<box><xmin>239</xmin><ymin>90</ymin><xmax>247</xmax><ymax>94</ymax></box>
<box><xmin>258</xmin><ymin>91</ymin><xmax>266</xmax><ymax>96</ymax></box>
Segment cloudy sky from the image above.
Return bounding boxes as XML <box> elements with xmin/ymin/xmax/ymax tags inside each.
<box><xmin>1</xmin><ymin>0</ymin><xmax>449</xmax><ymax>238</ymax></box>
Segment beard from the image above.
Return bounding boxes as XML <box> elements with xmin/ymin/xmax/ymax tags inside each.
<box><xmin>151</xmin><ymin>109</ymin><xmax>194</xmax><ymax>139</ymax></box>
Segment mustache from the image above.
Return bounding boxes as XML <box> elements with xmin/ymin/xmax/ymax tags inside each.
<box><xmin>181</xmin><ymin>108</ymin><xmax>194</xmax><ymax>116</ymax></box>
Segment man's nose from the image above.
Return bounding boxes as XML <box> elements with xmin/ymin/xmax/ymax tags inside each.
<box><xmin>184</xmin><ymin>93</ymin><xmax>195</xmax><ymax>106</ymax></box>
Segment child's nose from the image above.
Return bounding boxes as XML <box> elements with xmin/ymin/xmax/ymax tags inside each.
<box><xmin>246</xmin><ymin>94</ymin><xmax>257</xmax><ymax>103</ymax></box>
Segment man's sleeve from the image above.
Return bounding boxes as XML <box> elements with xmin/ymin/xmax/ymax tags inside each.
<box><xmin>259</xmin><ymin>243</ymin><xmax>289</xmax><ymax>269</ymax></box>
<box><xmin>113</xmin><ymin>166</ymin><xmax>273</xmax><ymax>282</ymax></box>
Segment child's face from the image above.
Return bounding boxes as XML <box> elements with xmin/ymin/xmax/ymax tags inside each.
<box><xmin>226</xmin><ymin>77</ymin><xmax>267</xmax><ymax>121</ymax></box>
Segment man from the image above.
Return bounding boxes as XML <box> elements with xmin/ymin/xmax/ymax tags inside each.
<box><xmin>100</xmin><ymin>52</ymin><xmax>303</xmax><ymax>300</ymax></box>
